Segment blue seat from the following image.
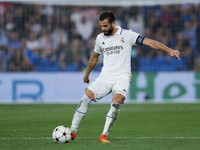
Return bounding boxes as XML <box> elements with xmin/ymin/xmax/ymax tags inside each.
<box><xmin>138</xmin><ymin>57</ymin><xmax>151</xmax><ymax>65</ymax></box>
<box><xmin>169</xmin><ymin>57</ymin><xmax>185</xmax><ymax>71</ymax></box>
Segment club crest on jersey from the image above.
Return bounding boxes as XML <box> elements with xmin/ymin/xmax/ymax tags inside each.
<box><xmin>120</xmin><ymin>37</ymin><xmax>125</xmax><ymax>43</ymax></box>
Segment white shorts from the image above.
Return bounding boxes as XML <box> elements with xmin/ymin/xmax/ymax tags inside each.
<box><xmin>86</xmin><ymin>74</ymin><xmax>131</xmax><ymax>101</ymax></box>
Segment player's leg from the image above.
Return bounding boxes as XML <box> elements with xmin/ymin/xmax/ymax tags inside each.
<box><xmin>99</xmin><ymin>75</ymin><xmax>131</xmax><ymax>143</ymax></box>
<box><xmin>70</xmin><ymin>90</ymin><xmax>94</xmax><ymax>140</ymax></box>
<box><xmin>102</xmin><ymin>93</ymin><xmax>124</xmax><ymax>135</ymax></box>
<box><xmin>98</xmin><ymin>93</ymin><xmax>124</xmax><ymax>143</ymax></box>
<box><xmin>70</xmin><ymin>75</ymin><xmax>111</xmax><ymax>140</ymax></box>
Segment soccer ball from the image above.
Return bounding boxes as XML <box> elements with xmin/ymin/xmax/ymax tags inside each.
<box><xmin>52</xmin><ymin>125</ymin><xmax>71</xmax><ymax>143</ymax></box>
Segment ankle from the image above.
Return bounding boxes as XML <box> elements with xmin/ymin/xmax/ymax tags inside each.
<box><xmin>70</xmin><ymin>127</ymin><xmax>77</xmax><ymax>134</ymax></box>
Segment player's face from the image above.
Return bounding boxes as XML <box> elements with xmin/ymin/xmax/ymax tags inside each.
<box><xmin>99</xmin><ymin>19</ymin><xmax>115</xmax><ymax>36</ymax></box>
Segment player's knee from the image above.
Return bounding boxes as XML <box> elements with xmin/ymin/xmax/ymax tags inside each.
<box><xmin>85</xmin><ymin>90</ymin><xmax>94</xmax><ymax>101</ymax></box>
<box><xmin>112</xmin><ymin>93</ymin><xmax>125</xmax><ymax>104</ymax></box>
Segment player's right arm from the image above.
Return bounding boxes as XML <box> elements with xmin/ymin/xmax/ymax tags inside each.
<box><xmin>142</xmin><ymin>38</ymin><xmax>180</xmax><ymax>60</ymax></box>
<box><xmin>83</xmin><ymin>51</ymin><xmax>100</xmax><ymax>83</ymax></box>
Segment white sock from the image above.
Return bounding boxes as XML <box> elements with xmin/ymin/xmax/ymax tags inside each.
<box><xmin>70</xmin><ymin>94</ymin><xmax>92</xmax><ymax>133</ymax></box>
<box><xmin>102</xmin><ymin>103</ymin><xmax>121</xmax><ymax>136</ymax></box>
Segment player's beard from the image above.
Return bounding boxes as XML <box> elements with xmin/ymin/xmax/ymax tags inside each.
<box><xmin>103</xmin><ymin>25</ymin><xmax>114</xmax><ymax>36</ymax></box>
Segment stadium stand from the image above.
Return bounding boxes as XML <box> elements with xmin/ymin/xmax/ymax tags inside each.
<box><xmin>0</xmin><ymin>2</ymin><xmax>199</xmax><ymax>72</ymax></box>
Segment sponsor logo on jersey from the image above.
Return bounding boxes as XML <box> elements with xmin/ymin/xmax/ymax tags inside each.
<box><xmin>102</xmin><ymin>41</ymin><xmax>105</xmax><ymax>45</ymax></box>
<box><xmin>103</xmin><ymin>45</ymin><xmax>123</xmax><ymax>55</ymax></box>
<box><xmin>102</xmin><ymin>45</ymin><xmax>123</xmax><ymax>56</ymax></box>
<box><xmin>102</xmin><ymin>46</ymin><xmax>123</xmax><ymax>52</ymax></box>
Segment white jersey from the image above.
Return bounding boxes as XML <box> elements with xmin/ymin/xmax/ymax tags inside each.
<box><xmin>94</xmin><ymin>26</ymin><xmax>140</xmax><ymax>77</ymax></box>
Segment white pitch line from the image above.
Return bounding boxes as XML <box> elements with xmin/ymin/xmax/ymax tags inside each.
<box><xmin>1</xmin><ymin>137</ymin><xmax>200</xmax><ymax>140</ymax></box>
<box><xmin>113</xmin><ymin>137</ymin><xmax>200</xmax><ymax>139</ymax></box>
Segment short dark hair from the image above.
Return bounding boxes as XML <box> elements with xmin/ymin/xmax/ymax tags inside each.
<box><xmin>99</xmin><ymin>11</ymin><xmax>115</xmax><ymax>24</ymax></box>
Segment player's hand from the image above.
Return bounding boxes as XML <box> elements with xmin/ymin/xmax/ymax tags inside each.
<box><xmin>83</xmin><ymin>75</ymin><xmax>90</xmax><ymax>84</ymax></box>
<box><xmin>169</xmin><ymin>50</ymin><xmax>180</xmax><ymax>60</ymax></box>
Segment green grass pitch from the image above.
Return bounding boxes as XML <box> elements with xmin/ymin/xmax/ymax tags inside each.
<box><xmin>0</xmin><ymin>103</ymin><xmax>200</xmax><ymax>150</ymax></box>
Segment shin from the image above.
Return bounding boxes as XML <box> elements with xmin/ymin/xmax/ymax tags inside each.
<box><xmin>102</xmin><ymin>103</ymin><xmax>121</xmax><ymax>136</ymax></box>
<box><xmin>70</xmin><ymin>94</ymin><xmax>92</xmax><ymax>133</ymax></box>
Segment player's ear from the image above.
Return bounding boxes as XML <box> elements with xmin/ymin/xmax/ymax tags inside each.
<box><xmin>111</xmin><ymin>21</ymin><xmax>116</xmax><ymax>27</ymax></box>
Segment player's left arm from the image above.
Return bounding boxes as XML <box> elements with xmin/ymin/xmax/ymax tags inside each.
<box><xmin>142</xmin><ymin>38</ymin><xmax>180</xmax><ymax>60</ymax></box>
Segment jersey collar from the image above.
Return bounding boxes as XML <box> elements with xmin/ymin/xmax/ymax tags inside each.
<box><xmin>114</xmin><ymin>26</ymin><xmax>122</xmax><ymax>35</ymax></box>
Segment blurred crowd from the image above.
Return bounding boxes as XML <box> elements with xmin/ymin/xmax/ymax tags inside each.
<box><xmin>0</xmin><ymin>2</ymin><xmax>200</xmax><ymax>72</ymax></box>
